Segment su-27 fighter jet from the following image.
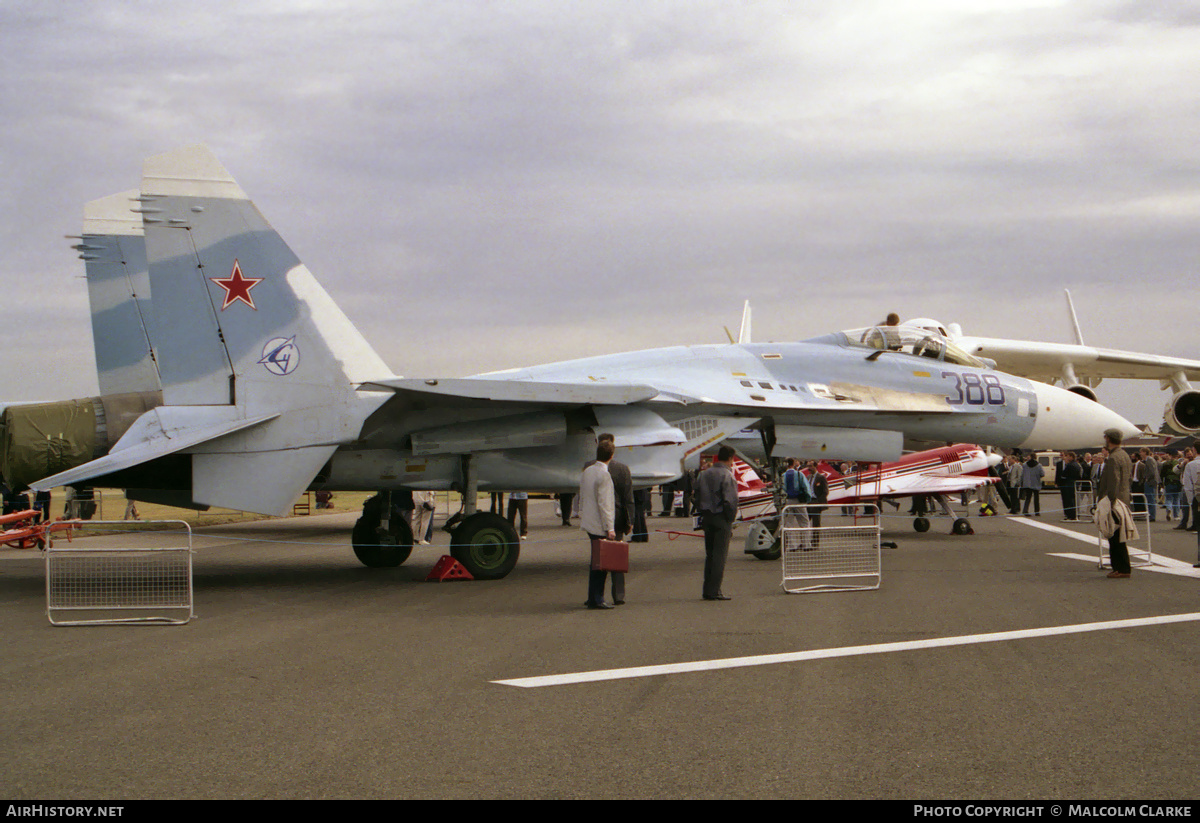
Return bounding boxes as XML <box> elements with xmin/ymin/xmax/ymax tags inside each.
<box><xmin>14</xmin><ymin>145</ymin><xmax>1136</xmax><ymax>580</ymax></box>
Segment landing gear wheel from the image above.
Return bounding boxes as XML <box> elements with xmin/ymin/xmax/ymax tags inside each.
<box><xmin>351</xmin><ymin>494</ymin><xmax>414</xmax><ymax>568</ymax></box>
<box><xmin>744</xmin><ymin>520</ymin><xmax>781</xmax><ymax>560</ymax></box>
<box><xmin>450</xmin><ymin>512</ymin><xmax>520</xmax><ymax>580</ymax></box>
<box><xmin>951</xmin><ymin>518</ymin><xmax>972</xmax><ymax>536</ymax></box>
<box><xmin>913</xmin><ymin>517</ymin><xmax>930</xmax><ymax>533</ymax></box>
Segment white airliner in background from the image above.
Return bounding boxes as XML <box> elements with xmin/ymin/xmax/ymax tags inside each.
<box><xmin>902</xmin><ymin>290</ymin><xmax>1200</xmax><ymax>434</ymax></box>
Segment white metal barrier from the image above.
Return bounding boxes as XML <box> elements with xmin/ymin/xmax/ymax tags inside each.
<box><xmin>1075</xmin><ymin>481</ymin><xmax>1094</xmax><ymax>523</ymax></box>
<box><xmin>1096</xmin><ymin>493</ymin><xmax>1153</xmax><ymax>570</ymax></box>
<box><xmin>780</xmin><ymin>504</ymin><xmax>881</xmax><ymax>594</ymax></box>
<box><xmin>45</xmin><ymin>520</ymin><xmax>194</xmax><ymax>626</ymax></box>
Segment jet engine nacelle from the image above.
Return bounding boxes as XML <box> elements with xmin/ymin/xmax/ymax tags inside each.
<box><xmin>1165</xmin><ymin>389</ymin><xmax>1200</xmax><ymax>434</ymax></box>
<box><xmin>0</xmin><ymin>392</ymin><xmax>161</xmax><ymax>490</ymax></box>
<box><xmin>1064</xmin><ymin>384</ymin><xmax>1099</xmax><ymax>403</ymax></box>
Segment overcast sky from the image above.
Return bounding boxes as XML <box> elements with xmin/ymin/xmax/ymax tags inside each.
<box><xmin>2</xmin><ymin>0</ymin><xmax>1197</xmax><ymax>426</ymax></box>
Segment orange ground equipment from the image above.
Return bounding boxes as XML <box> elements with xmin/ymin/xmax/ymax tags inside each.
<box><xmin>0</xmin><ymin>510</ymin><xmax>79</xmax><ymax>550</ymax></box>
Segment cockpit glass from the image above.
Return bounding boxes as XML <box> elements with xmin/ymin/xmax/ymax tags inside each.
<box><xmin>838</xmin><ymin>324</ymin><xmax>987</xmax><ymax>368</ymax></box>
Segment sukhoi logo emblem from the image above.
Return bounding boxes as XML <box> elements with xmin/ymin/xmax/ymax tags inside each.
<box><xmin>259</xmin><ymin>337</ymin><xmax>299</xmax><ymax>375</ymax></box>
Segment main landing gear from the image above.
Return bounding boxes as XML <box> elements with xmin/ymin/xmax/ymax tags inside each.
<box><xmin>351</xmin><ymin>492</ymin><xmax>414</xmax><ymax>568</ymax></box>
<box><xmin>446</xmin><ymin>454</ymin><xmax>520</xmax><ymax>579</ymax></box>
<box><xmin>352</xmin><ymin>453</ymin><xmax>521</xmax><ymax>580</ymax></box>
<box><xmin>744</xmin><ymin>518</ymin><xmax>781</xmax><ymax>561</ymax></box>
<box><xmin>912</xmin><ymin>495</ymin><xmax>974</xmax><ymax>535</ymax></box>
<box><xmin>449</xmin><ymin>511</ymin><xmax>520</xmax><ymax>580</ymax></box>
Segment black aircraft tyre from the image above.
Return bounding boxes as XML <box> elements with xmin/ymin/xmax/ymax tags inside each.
<box><xmin>913</xmin><ymin>517</ymin><xmax>930</xmax><ymax>533</ymax></box>
<box><xmin>951</xmin><ymin>518</ymin><xmax>972</xmax><ymax>536</ymax></box>
<box><xmin>351</xmin><ymin>499</ymin><xmax>414</xmax><ymax>568</ymax></box>
<box><xmin>745</xmin><ymin>519</ymin><xmax>781</xmax><ymax>561</ymax></box>
<box><xmin>450</xmin><ymin>512</ymin><xmax>520</xmax><ymax>580</ymax></box>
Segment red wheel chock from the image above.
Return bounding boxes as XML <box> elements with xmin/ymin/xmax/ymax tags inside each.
<box><xmin>425</xmin><ymin>555</ymin><xmax>474</xmax><ymax>582</ymax></box>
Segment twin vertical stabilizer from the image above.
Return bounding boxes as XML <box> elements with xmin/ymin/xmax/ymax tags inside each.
<box><xmin>37</xmin><ymin>146</ymin><xmax>395</xmax><ymax>514</ymax></box>
<box><xmin>79</xmin><ymin>190</ymin><xmax>161</xmax><ymax>397</ymax></box>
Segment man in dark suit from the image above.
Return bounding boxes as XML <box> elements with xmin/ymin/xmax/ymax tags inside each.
<box><xmin>1058</xmin><ymin>451</ymin><xmax>1083</xmax><ymax>521</ymax></box>
<box><xmin>630</xmin><ymin>488</ymin><xmax>651</xmax><ymax>542</ymax></box>
<box><xmin>695</xmin><ymin>445</ymin><xmax>738</xmax><ymax>601</ymax></box>
<box><xmin>601</xmin><ymin>434</ymin><xmax>634</xmax><ymax>605</ymax></box>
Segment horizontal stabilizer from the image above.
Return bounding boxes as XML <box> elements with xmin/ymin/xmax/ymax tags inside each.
<box><xmin>361</xmin><ymin>377</ymin><xmax>662</xmax><ymax>406</ymax></box>
<box><xmin>192</xmin><ymin>445</ymin><xmax>337</xmax><ymax>515</ymax></box>
<box><xmin>30</xmin><ymin>407</ymin><xmax>277</xmax><ymax>491</ymax></box>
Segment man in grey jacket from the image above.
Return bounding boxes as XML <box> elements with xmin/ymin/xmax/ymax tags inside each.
<box><xmin>1097</xmin><ymin>429</ymin><xmax>1133</xmax><ymax>578</ymax></box>
<box><xmin>1181</xmin><ymin>452</ymin><xmax>1200</xmax><ymax>567</ymax></box>
<box><xmin>695</xmin><ymin>445</ymin><xmax>739</xmax><ymax>601</ymax></box>
<box><xmin>1138</xmin><ymin>448</ymin><xmax>1161</xmax><ymax>522</ymax></box>
<box><xmin>1007</xmin><ymin>455</ymin><xmax>1023</xmax><ymax>514</ymax></box>
<box><xmin>1020</xmin><ymin>454</ymin><xmax>1044</xmax><ymax>516</ymax></box>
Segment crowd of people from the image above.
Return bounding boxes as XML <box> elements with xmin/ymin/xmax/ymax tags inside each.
<box><xmin>1</xmin><ymin>483</ymin><xmax>97</xmax><ymax>522</ymax></box>
<box><xmin>997</xmin><ymin>445</ymin><xmax>1199</xmax><ymax>527</ymax></box>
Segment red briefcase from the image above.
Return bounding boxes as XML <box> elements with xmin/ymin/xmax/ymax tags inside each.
<box><xmin>591</xmin><ymin>539</ymin><xmax>629</xmax><ymax>573</ymax></box>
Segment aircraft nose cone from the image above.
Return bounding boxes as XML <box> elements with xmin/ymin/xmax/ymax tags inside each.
<box><xmin>986</xmin><ymin>452</ymin><xmax>1003</xmax><ymax>468</ymax></box>
<box><xmin>1019</xmin><ymin>382</ymin><xmax>1139</xmax><ymax>450</ymax></box>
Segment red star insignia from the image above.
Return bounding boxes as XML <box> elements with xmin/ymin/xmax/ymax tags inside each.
<box><xmin>209</xmin><ymin>260</ymin><xmax>262</xmax><ymax>310</ymax></box>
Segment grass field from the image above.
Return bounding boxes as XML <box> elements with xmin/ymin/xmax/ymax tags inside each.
<box><xmin>13</xmin><ymin>488</ymin><xmax>376</xmax><ymax>541</ymax></box>
<box><xmin>11</xmin><ymin>487</ymin><xmax>506</xmax><ymax>544</ymax></box>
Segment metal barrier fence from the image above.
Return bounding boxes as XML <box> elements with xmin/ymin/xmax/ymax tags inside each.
<box><xmin>1096</xmin><ymin>492</ymin><xmax>1153</xmax><ymax>570</ymax></box>
<box><xmin>780</xmin><ymin>504</ymin><xmax>881</xmax><ymax>594</ymax></box>
<box><xmin>45</xmin><ymin>520</ymin><xmax>194</xmax><ymax>626</ymax></box>
<box><xmin>1075</xmin><ymin>481</ymin><xmax>1094</xmax><ymax>523</ymax></box>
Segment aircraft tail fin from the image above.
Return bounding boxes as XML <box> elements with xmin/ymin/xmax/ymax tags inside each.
<box><xmin>139</xmin><ymin>145</ymin><xmax>392</xmax><ymax>409</ymax></box>
<box><xmin>1064</xmin><ymin>288</ymin><xmax>1086</xmax><ymax>346</ymax></box>
<box><xmin>134</xmin><ymin>145</ymin><xmax>394</xmax><ymax>512</ymax></box>
<box><xmin>724</xmin><ymin>301</ymin><xmax>753</xmax><ymax>345</ymax></box>
<box><xmin>731</xmin><ymin>456</ymin><xmax>767</xmax><ymax>492</ymax></box>
<box><xmin>76</xmin><ymin>191</ymin><xmax>162</xmax><ymax>397</ymax></box>
<box><xmin>37</xmin><ymin>146</ymin><xmax>394</xmax><ymax>514</ymax></box>
<box><xmin>738</xmin><ymin>300</ymin><xmax>752</xmax><ymax>344</ymax></box>
<box><xmin>816</xmin><ymin>460</ymin><xmax>843</xmax><ymax>480</ymax></box>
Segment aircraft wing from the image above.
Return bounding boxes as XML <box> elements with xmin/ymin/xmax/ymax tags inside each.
<box><xmin>360</xmin><ymin>377</ymin><xmax>673</xmax><ymax>406</ymax></box>
<box><xmin>831</xmin><ymin>470</ymin><xmax>995</xmax><ymax>502</ymax></box>
<box><xmin>963</xmin><ymin>338</ymin><xmax>1200</xmax><ymax>383</ymax></box>
<box><xmin>878</xmin><ymin>473</ymin><xmax>996</xmax><ymax>497</ymax></box>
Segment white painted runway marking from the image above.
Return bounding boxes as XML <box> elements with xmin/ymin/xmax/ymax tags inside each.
<box><xmin>1047</xmin><ymin>552</ymin><xmax>1200</xmax><ymax>579</ymax></box>
<box><xmin>1008</xmin><ymin>516</ymin><xmax>1200</xmax><ymax>578</ymax></box>
<box><xmin>1009</xmin><ymin>516</ymin><xmax>1105</xmax><ymax>545</ymax></box>
<box><xmin>491</xmin><ymin>612</ymin><xmax>1200</xmax><ymax>688</ymax></box>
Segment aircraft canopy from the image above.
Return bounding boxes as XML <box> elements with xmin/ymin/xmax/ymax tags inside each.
<box><xmin>838</xmin><ymin>323</ymin><xmax>987</xmax><ymax>369</ymax></box>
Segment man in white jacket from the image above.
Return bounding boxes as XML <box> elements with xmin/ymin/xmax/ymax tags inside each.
<box><xmin>580</xmin><ymin>440</ymin><xmax>617</xmax><ymax>609</ymax></box>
